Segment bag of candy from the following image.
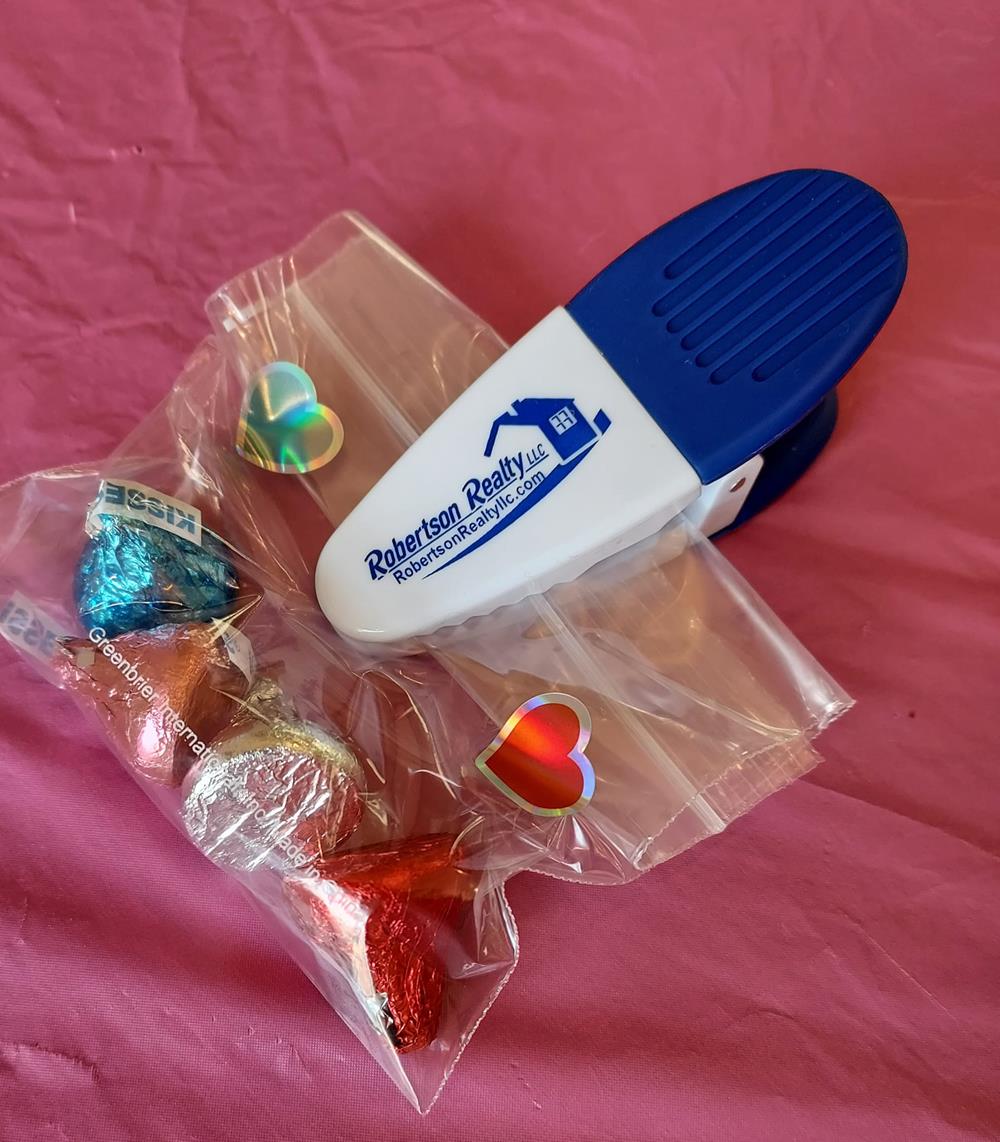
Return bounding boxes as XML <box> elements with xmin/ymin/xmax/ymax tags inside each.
<box><xmin>0</xmin><ymin>212</ymin><xmax>850</xmax><ymax>1110</ymax></box>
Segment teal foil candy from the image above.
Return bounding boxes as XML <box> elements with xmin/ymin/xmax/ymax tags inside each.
<box><xmin>75</xmin><ymin>514</ymin><xmax>239</xmax><ymax>638</ymax></box>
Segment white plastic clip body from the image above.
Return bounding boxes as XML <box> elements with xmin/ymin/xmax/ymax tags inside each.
<box><xmin>683</xmin><ymin>456</ymin><xmax>763</xmax><ymax>536</ymax></box>
<box><xmin>316</xmin><ymin>308</ymin><xmax>701</xmax><ymax>643</ymax></box>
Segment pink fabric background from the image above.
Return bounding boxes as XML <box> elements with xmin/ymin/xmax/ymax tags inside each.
<box><xmin>2</xmin><ymin>2</ymin><xmax>998</xmax><ymax>1138</ymax></box>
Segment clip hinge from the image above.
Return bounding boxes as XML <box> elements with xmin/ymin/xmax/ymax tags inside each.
<box><xmin>684</xmin><ymin>454</ymin><xmax>764</xmax><ymax>536</ymax></box>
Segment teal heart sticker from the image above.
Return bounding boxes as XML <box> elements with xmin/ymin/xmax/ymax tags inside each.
<box><xmin>236</xmin><ymin>361</ymin><xmax>344</xmax><ymax>474</ymax></box>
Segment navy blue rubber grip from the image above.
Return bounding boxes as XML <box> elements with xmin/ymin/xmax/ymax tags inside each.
<box><xmin>565</xmin><ymin>170</ymin><xmax>907</xmax><ymax>483</ymax></box>
<box><xmin>721</xmin><ymin>391</ymin><xmax>839</xmax><ymax>535</ymax></box>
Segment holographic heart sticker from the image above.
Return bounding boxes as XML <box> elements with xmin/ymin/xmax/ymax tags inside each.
<box><xmin>236</xmin><ymin>361</ymin><xmax>344</xmax><ymax>474</ymax></box>
<box><xmin>474</xmin><ymin>693</ymin><xmax>595</xmax><ymax>816</ymax></box>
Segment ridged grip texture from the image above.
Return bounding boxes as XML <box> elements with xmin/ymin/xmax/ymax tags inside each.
<box><xmin>566</xmin><ymin>170</ymin><xmax>907</xmax><ymax>482</ymax></box>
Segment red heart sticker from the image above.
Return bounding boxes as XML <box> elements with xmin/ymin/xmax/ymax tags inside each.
<box><xmin>475</xmin><ymin>693</ymin><xmax>594</xmax><ymax>816</ymax></box>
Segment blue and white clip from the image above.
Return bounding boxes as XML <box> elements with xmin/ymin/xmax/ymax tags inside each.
<box><xmin>317</xmin><ymin>170</ymin><xmax>907</xmax><ymax>642</ymax></box>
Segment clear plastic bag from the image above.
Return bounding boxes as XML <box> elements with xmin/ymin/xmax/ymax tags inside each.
<box><xmin>207</xmin><ymin>213</ymin><xmax>849</xmax><ymax>879</ymax></box>
<box><xmin>0</xmin><ymin>213</ymin><xmax>849</xmax><ymax>1110</ymax></box>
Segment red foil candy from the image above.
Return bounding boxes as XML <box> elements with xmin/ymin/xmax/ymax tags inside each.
<box><xmin>286</xmin><ymin>834</ymin><xmax>478</xmax><ymax>1052</ymax></box>
<box><xmin>54</xmin><ymin>623</ymin><xmax>247</xmax><ymax>785</ymax></box>
<box><xmin>313</xmin><ymin>833</ymin><xmax>478</xmax><ymax>913</ymax></box>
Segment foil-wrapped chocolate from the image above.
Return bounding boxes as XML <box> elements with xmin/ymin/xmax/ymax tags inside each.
<box><xmin>54</xmin><ymin>623</ymin><xmax>248</xmax><ymax>785</ymax></box>
<box><xmin>285</xmin><ymin>835</ymin><xmax>478</xmax><ymax>1052</ymax></box>
<box><xmin>75</xmin><ymin>513</ymin><xmax>239</xmax><ymax>638</ymax></box>
<box><xmin>182</xmin><ymin>680</ymin><xmax>364</xmax><ymax>872</ymax></box>
<box><xmin>313</xmin><ymin>833</ymin><xmax>479</xmax><ymax>912</ymax></box>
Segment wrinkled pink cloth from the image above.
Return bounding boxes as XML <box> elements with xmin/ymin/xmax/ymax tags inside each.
<box><xmin>2</xmin><ymin>2</ymin><xmax>999</xmax><ymax>1139</ymax></box>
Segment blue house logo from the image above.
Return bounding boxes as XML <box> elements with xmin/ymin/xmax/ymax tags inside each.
<box><xmin>485</xmin><ymin>398</ymin><xmax>611</xmax><ymax>462</ymax></box>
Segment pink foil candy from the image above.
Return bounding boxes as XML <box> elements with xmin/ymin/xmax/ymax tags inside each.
<box><xmin>54</xmin><ymin>623</ymin><xmax>248</xmax><ymax>786</ymax></box>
